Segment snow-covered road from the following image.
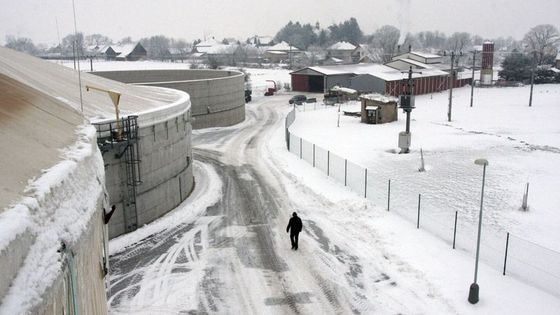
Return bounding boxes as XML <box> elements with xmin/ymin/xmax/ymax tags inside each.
<box><xmin>108</xmin><ymin>95</ymin><xmax>459</xmax><ymax>314</ymax></box>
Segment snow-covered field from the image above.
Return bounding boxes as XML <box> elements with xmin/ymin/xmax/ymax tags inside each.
<box><xmin>290</xmin><ymin>85</ymin><xmax>560</xmax><ymax>251</ymax></box>
<box><xmin>288</xmin><ymin>84</ymin><xmax>560</xmax><ymax>299</ymax></box>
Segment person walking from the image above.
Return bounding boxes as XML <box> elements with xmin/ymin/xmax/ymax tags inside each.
<box><xmin>286</xmin><ymin>212</ymin><xmax>303</xmax><ymax>250</ymax></box>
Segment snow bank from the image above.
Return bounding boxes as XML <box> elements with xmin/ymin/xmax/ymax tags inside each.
<box><xmin>109</xmin><ymin>161</ymin><xmax>222</xmax><ymax>254</ymax></box>
<box><xmin>0</xmin><ymin>125</ymin><xmax>106</xmax><ymax>314</ymax></box>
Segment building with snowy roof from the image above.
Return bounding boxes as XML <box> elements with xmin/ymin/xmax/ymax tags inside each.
<box><xmin>194</xmin><ymin>38</ymin><xmax>221</xmax><ymax>52</ymax></box>
<box><xmin>360</xmin><ymin>93</ymin><xmax>399</xmax><ymax>124</ymax></box>
<box><xmin>0</xmin><ymin>46</ymin><xmax>194</xmax><ymax>313</ymax></box>
<box><xmin>391</xmin><ymin>51</ymin><xmax>443</xmax><ymax>65</ymax></box>
<box><xmin>351</xmin><ymin>44</ymin><xmax>374</xmax><ymax>63</ymax></box>
<box><xmin>327</xmin><ymin>41</ymin><xmax>357</xmax><ymax>64</ymax></box>
<box><xmin>105</xmin><ymin>43</ymin><xmax>147</xmax><ymax>61</ymax></box>
<box><xmin>264</xmin><ymin>41</ymin><xmax>303</xmax><ymax>63</ymax></box>
<box><xmin>291</xmin><ymin>61</ymin><xmax>472</xmax><ymax>95</ymax></box>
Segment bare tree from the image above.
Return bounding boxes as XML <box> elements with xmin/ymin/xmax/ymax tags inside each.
<box><xmin>141</xmin><ymin>35</ymin><xmax>171</xmax><ymax>60</ymax></box>
<box><xmin>4</xmin><ymin>35</ymin><xmax>37</xmax><ymax>55</ymax></box>
<box><xmin>85</xmin><ymin>34</ymin><xmax>112</xmax><ymax>47</ymax></box>
<box><xmin>61</xmin><ymin>32</ymin><xmax>85</xmax><ymax>56</ymax></box>
<box><xmin>447</xmin><ymin>32</ymin><xmax>472</xmax><ymax>52</ymax></box>
<box><xmin>370</xmin><ymin>25</ymin><xmax>400</xmax><ymax>62</ymax></box>
<box><xmin>400</xmin><ymin>33</ymin><xmax>419</xmax><ymax>52</ymax></box>
<box><xmin>523</xmin><ymin>24</ymin><xmax>560</xmax><ymax>65</ymax></box>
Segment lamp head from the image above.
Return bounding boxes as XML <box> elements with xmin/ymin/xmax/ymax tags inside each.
<box><xmin>474</xmin><ymin>159</ymin><xmax>488</xmax><ymax>166</ymax></box>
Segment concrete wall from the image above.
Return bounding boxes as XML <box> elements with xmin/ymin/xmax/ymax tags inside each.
<box><xmin>93</xmin><ymin>69</ymin><xmax>246</xmax><ymax>129</ymax></box>
<box><xmin>35</xmin><ymin>204</ymin><xmax>108</xmax><ymax>315</ymax></box>
<box><xmin>103</xmin><ymin>107</ymin><xmax>194</xmax><ymax>239</ymax></box>
<box><xmin>0</xmin><ymin>145</ymin><xmax>109</xmax><ymax>315</ymax></box>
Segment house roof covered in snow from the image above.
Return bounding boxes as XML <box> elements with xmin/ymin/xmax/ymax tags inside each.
<box><xmin>328</xmin><ymin>41</ymin><xmax>357</xmax><ymax>51</ymax></box>
<box><xmin>266</xmin><ymin>41</ymin><xmax>300</xmax><ymax>52</ymax></box>
<box><xmin>195</xmin><ymin>38</ymin><xmax>221</xmax><ymax>48</ymax></box>
<box><xmin>198</xmin><ymin>44</ymin><xmax>239</xmax><ymax>55</ymax></box>
<box><xmin>111</xmin><ymin>44</ymin><xmax>137</xmax><ymax>57</ymax></box>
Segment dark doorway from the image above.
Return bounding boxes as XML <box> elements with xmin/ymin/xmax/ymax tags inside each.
<box><xmin>308</xmin><ymin>76</ymin><xmax>324</xmax><ymax>93</ymax></box>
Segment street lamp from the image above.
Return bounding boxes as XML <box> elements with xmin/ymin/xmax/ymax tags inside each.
<box><xmin>468</xmin><ymin>158</ymin><xmax>489</xmax><ymax>304</ymax></box>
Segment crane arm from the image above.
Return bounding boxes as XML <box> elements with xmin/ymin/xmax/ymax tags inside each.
<box><xmin>85</xmin><ymin>85</ymin><xmax>121</xmax><ymax>107</ymax></box>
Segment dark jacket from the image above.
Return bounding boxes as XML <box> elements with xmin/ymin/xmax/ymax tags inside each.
<box><xmin>287</xmin><ymin>216</ymin><xmax>302</xmax><ymax>234</ymax></box>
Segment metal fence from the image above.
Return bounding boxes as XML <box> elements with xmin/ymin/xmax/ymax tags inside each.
<box><xmin>285</xmin><ymin>107</ymin><xmax>560</xmax><ymax>298</ymax></box>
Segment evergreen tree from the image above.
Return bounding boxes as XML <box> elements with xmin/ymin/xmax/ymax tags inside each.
<box><xmin>498</xmin><ymin>51</ymin><xmax>533</xmax><ymax>82</ymax></box>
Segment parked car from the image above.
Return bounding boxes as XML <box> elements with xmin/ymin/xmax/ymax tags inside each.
<box><xmin>289</xmin><ymin>95</ymin><xmax>307</xmax><ymax>105</ymax></box>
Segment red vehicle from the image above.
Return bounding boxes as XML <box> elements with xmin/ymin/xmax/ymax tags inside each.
<box><xmin>264</xmin><ymin>80</ymin><xmax>278</xmax><ymax>96</ymax></box>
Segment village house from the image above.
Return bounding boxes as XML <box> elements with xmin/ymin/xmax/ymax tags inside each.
<box><xmin>104</xmin><ymin>43</ymin><xmax>147</xmax><ymax>61</ymax></box>
<box><xmin>326</xmin><ymin>41</ymin><xmax>357</xmax><ymax>64</ymax></box>
<box><xmin>264</xmin><ymin>41</ymin><xmax>302</xmax><ymax>63</ymax></box>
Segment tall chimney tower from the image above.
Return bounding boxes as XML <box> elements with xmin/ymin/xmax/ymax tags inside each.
<box><xmin>480</xmin><ymin>41</ymin><xmax>494</xmax><ymax>85</ymax></box>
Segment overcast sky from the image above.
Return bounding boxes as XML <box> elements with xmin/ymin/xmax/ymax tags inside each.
<box><xmin>1</xmin><ymin>0</ymin><xmax>559</xmax><ymax>45</ymax></box>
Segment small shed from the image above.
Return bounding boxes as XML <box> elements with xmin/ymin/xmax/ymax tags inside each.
<box><xmin>360</xmin><ymin>94</ymin><xmax>398</xmax><ymax>124</ymax></box>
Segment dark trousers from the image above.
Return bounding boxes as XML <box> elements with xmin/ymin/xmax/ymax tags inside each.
<box><xmin>290</xmin><ymin>232</ymin><xmax>299</xmax><ymax>249</ymax></box>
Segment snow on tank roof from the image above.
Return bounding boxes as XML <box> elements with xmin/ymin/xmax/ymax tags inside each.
<box><xmin>328</xmin><ymin>41</ymin><xmax>357</xmax><ymax>51</ymax></box>
<box><xmin>0</xmin><ymin>47</ymin><xmax>189</xmax><ymax>122</ymax></box>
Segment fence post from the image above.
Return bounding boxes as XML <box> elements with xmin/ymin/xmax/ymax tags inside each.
<box><xmin>417</xmin><ymin>194</ymin><xmax>421</xmax><ymax>229</ymax></box>
<box><xmin>522</xmin><ymin>182</ymin><xmax>529</xmax><ymax>210</ymax></box>
<box><xmin>364</xmin><ymin>169</ymin><xmax>368</xmax><ymax>198</ymax></box>
<box><xmin>327</xmin><ymin>151</ymin><xmax>330</xmax><ymax>176</ymax></box>
<box><xmin>344</xmin><ymin>159</ymin><xmax>347</xmax><ymax>186</ymax></box>
<box><xmin>503</xmin><ymin>232</ymin><xmax>510</xmax><ymax>275</ymax></box>
<box><xmin>313</xmin><ymin>144</ymin><xmax>316</xmax><ymax>167</ymax></box>
<box><xmin>300</xmin><ymin>138</ymin><xmax>302</xmax><ymax>159</ymax></box>
<box><xmin>453</xmin><ymin>211</ymin><xmax>458</xmax><ymax>249</ymax></box>
<box><xmin>387</xmin><ymin>179</ymin><xmax>391</xmax><ymax>211</ymax></box>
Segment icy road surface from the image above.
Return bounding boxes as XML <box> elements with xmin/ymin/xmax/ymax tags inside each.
<box><xmin>108</xmin><ymin>95</ymin><xmax>455</xmax><ymax>314</ymax></box>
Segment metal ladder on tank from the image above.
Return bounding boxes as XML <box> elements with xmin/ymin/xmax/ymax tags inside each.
<box><xmin>121</xmin><ymin>116</ymin><xmax>142</xmax><ymax>232</ymax></box>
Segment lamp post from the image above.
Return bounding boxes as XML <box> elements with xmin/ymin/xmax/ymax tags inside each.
<box><xmin>468</xmin><ymin>158</ymin><xmax>489</xmax><ymax>304</ymax></box>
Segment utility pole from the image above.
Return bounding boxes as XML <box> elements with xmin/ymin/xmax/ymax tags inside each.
<box><xmin>398</xmin><ymin>66</ymin><xmax>421</xmax><ymax>154</ymax></box>
<box><xmin>289</xmin><ymin>43</ymin><xmax>293</xmax><ymax>70</ymax></box>
<box><xmin>470</xmin><ymin>50</ymin><xmax>477</xmax><ymax>107</ymax></box>
<box><xmin>448</xmin><ymin>51</ymin><xmax>456</xmax><ymax>122</ymax></box>
<box><xmin>529</xmin><ymin>51</ymin><xmax>536</xmax><ymax>107</ymax></box>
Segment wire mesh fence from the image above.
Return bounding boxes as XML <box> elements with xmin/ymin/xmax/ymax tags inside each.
<box><xmin>284</xmin><ymin>108</ymin><xmax>560</xmax><ymax>298</ymax></box>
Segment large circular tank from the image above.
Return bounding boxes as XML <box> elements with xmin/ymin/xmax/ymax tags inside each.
<box><xmin>93</xmin><ymin>69</ymin><xmax>246</xmax><ymax>129</ymax></box>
